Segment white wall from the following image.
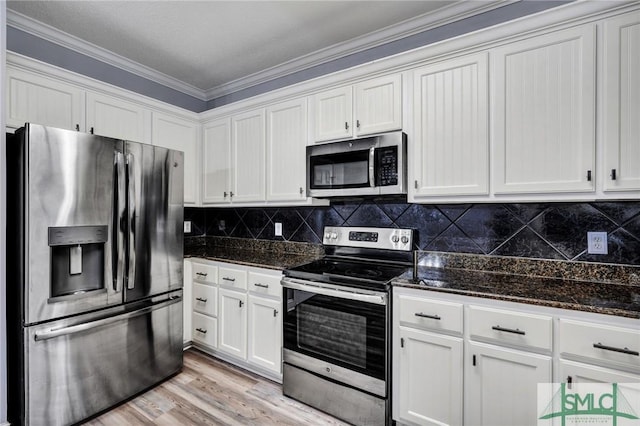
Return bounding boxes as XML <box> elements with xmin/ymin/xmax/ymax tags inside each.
<box><xmin>1</xmin><ymin>0</ymin><xmax>8</xmax><ymax>424</ymax></box>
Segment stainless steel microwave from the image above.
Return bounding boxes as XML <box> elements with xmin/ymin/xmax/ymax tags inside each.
<box><xmin>307</xmin><ymin>131</ymin><xmax>407</xmax><ymax>197</ymax></box>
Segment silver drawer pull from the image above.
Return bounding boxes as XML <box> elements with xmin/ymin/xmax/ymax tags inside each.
<box><xmin>195</xmin><ymin>297</ymin><xmax>207</xmax><ymax>303</ymax></box>
<box><xmin>195</xmin><ymin>272</ymin><xmax>208</xmax><ymax>277</ymax></box>
<box><xmin>593</xmin><ymin>343</ymin><xmax>639</xmax><ymax>356</ymax></box>
<box><xmin>415</xmin><ymin>312</ymin><xmax>441</xmax><ymax>320</ymax></box>
<box><xmin>223</xmin><ymin>277</ymin><xmax>236</xmax><ymax>282</ymax></box>
<box><xmin>492</xmin><ymin>325</ymin><xmax>525</xmax><ymax>335</ymax></box>
<box><xmin>254</xmin><ymin>283</ymin><xmax>269</xmax><ymax>288</ymax></box>
<box><xmin>195</xmin><ymin>328</ymin><xmax>207</xmax><ymax>334</ymax></box>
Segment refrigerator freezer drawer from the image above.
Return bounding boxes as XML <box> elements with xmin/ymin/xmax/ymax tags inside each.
<box><xmin>24</xmin><ymin>295</ymin><xmax>183</xmax><ymax>426</ymax></box>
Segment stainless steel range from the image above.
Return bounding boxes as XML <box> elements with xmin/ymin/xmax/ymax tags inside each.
<box><xmin>281</xmin><ymin>226</ymin><xmax>414</xmax><ymax>426</ymax></box>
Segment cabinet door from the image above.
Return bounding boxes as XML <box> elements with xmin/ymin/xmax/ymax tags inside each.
<box><xmin>312</xmin><ymin>86</ymin><xmax>353</xmax><ymax>142</ymax></box>
<box><xmin>412</xmin><ymin>53</ymin><xmax>489</xmax><ymax>197</ymax></box>
<box><xmin>465</xmin><ymin>341</ymin><xmax>552</xmax><ymax>426</ymax></box>
<box><xmin>86</xmin><ymin>92</ymin><xmax>151</xmax><ymax>143</ymax></box>
<box><xmin>248</xmin><ymin>295</ymin><xmax>282</xmax><ymax>375</ymax></box>
<box><xmin>232</xmin><ymin>109</ymin><xmax>266</xmax><ymax>203</ymax></box>
<box><xmin>7</xmin><ymin>68</ymin><xmax>84</xmax><ymax>131</ymax></box>
<box><xmin>491</xmin><ymin>25</ymin><xmax>596</xmax><ymax>194</ymax></box>
<box><xmin>152</xmin><ymin>112</ymin><xmax>200</xmax><ymax>205</ymax></box>
<box><xmin>218</xmin><ymin>288</ymin><xmax>247</xmax><ymax>359</ymax></box>
<box><xmin>202</xmin><ymin>118</ymin><xmax>232</xmax><ymax>204</ymax></box>
<box><xmin>394</xmin><ymin>327</ymin><xmax>463</xmax><ymax>426</ymax></box>
<box><xmin>266</xmin><ymin>98</ymin><xmax>308</xmax><ymax>201</ymax></box>
<box><xmin>603</xmin><ymin>13</ymin><xmax>640</xmax><ymax>191</ymax></box>
<box><xmin>355</xmin><ymin>74</ymin><xmax>402</xmax><ymax>136</ymax></box>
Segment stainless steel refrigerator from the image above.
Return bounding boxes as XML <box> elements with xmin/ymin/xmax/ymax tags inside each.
<box><xmin>7</xmin><ymin>123</ymin><xmax>184</xmax><ymax>425</ymax></box>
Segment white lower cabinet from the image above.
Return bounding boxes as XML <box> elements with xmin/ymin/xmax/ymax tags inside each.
<box><xmin>396</xmin><ymin>327</ymin><xmax>463</xmax><ymax>426</ymax></box>
<box><xmin>218</xmin><ymin>288</ymin><xmax>248</xmax><ymax>359</ymax></box>
<box><xmin>464</xmin><ymin>341</ymin><xmax>551</xmax><ymax>426</ymax></box>
<box><xmin>189</xmin><ymin>258</ymin><xmax>283</xmax><ymax>381</ymax></box>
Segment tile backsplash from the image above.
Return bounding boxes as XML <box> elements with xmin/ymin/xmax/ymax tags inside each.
<box><xmin>185</xmin><ymin>199</ymin><xmax>640</xmax><ymax>265</ymax></box>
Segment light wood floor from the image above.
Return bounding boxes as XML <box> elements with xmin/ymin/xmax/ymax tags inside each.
<box><xmin>83</xmin><ymin>348</ymin><xmax>349</xmax><ymax>425</ymax></box>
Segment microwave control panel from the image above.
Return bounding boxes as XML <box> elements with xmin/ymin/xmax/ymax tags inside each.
<box><xmin>376</xmin><ymin>147</ymin><xmax>398</xmax><ymax>186</ymax></box>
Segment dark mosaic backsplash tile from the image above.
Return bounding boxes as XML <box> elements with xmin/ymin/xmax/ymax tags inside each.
<box><xmin>185</xmin><ymin>200</ymin><xmax>640</xmax><ymax>265</ymax></box>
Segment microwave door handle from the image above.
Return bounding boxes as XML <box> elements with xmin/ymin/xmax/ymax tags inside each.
<box><xmin>369</xmin><ymin>146</ymin><xmax>375</xmax><ymax>187</ymax></box>
<box><xmin>126</xmin><ymin>153</ymin><xmax>136</xmax><ymax>290</ymax></box>
<box><xmin>113</xmin><ymin>151</ymin><xmax>126</xmax><ymax>292</ymax></box>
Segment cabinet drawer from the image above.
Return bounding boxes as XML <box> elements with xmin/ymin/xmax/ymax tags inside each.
<box><xmin>218</xmin><ymin>266</ymin><xmax>247</xmax><ymax>290</ymax></box>
<box><xmin>193</xmin><ymin>283</ymin><xmax>218</xmax><ymax>317</ymax></box>
<box><xmin>192</xmin><ymin>312</ymin><xmax>218</xmax><ymax>348</ymax></box>
<box><xmin>397</xmin><ymin>294</ymin><xmax>463</xmax><ymax>335</ymax></box>
<box><xmin>559</xmin><ymin>319</ymin><xmax>640</xmax><ymax>371</ymax></box>
<box><xmin>248</xmin><ymin>271</ymin><xmax>282</xmax><ymax>299</ymax></box>
<box><xmin>468</xmin><ymin>305</ymin><xmax>552</xmax><ymax>352</ymax></box>
<box><xmin>192</xmin><ymin>262</ymin><xmax>217</xmax><ymax>284</ymax></box>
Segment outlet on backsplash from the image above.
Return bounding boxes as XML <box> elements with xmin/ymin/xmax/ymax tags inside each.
<box><xmin>587</xmin><ymin>232</ymin><xmax>608</xmax><ymax>255</ymax></box>
<box><xmin>275</xmin><ymin>222</ymin><xmax>283</xmax><ymax>237</ymax></box>
<box><xmin>219</xmin><ymin>220</ymin><xmax>225</xmax><ymax>231</ymax></box>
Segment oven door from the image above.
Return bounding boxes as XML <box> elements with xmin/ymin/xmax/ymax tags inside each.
<box><xmin>282</xmin><ymin>278</ymin><xmax>388</xmax><ymax>395</ymax></box>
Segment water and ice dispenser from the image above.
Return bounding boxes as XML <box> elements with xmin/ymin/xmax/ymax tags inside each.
<box><xmin>48</xmin><ymin>225</ymin><xmax>108</xmax><ymax>299</ymax></box>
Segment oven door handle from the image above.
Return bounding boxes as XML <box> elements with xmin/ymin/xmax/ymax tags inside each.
<box><xmin>282</xmin><ymin>279</ymin><xmax>387</xmax><ymax>305</ymax></box>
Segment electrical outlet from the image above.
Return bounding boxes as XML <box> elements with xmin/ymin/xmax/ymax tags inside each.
<box><xmin>275</xmin><ymin>222</ymin><xmax>283</xmax><ymax>237</ymax></box>
<box><xmin>587</xmin><ymin>232</ymin><xmax>608</xmax><ymax>254</ymax></box>
<box><xmin>184</xmin><ymin>221</ymin><xmax>191</xmax><ymax>233</ymax></box>
<box><xmin>219</xmin><ymin>220</ymin><xmax>225</xmax><ymax>231</ymax></box>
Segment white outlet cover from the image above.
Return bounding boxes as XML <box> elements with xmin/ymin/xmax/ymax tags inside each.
<box><xmin>587</xmin><ymin>232</ymin><xmax>607</xmax><ymax>255</ymax></box>
<box><xmin>184</xmin><ymin>221</ymin><xmax>191</xmax><ymax>233</ymax></box>
<box><xmin>275</xmin><ymin>222</ymin><xmax>283</xmax><ymax>236</ymax></box>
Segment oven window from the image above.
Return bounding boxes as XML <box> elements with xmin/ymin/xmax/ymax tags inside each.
<box><xmin>309</xmin><ymin>150</ymin><xmax>370</xmax><ymax>189</ymax></box>
<box><xmin>284</xmin><ymin>289</ymin><xmax>386</xmax><ymax>380</ymax></box>
<box><xmin>298</xmin><ymin>304</ymin><xmax>367</xmax><ymax>369</ymax></box>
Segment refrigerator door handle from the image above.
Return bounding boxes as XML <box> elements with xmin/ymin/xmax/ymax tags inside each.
<box><xmin>34</xmin><ymin>296</ymin><xmax>182</xmax><ymax>341</ymax></box>
<box><xmin>113</xmin><ymin>152</ymin><xmax>126</xmax><ymax>292</ymax></box>
<box><xmin>126</xmin><ymin>153</ymin><xmax>136</xmax><ymax>290</ymax></box>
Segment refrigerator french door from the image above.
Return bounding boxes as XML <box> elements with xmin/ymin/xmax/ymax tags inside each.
<box><xmin>7</xmin><ymin>123</ymin><xmax>184</xmax><ymax>426</ymax></box>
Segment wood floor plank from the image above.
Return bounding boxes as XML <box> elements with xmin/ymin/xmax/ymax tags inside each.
<box><xmin>83</xmin><ymin>348</ymin><xmax>348</xmax><ymax>426</ymax></box>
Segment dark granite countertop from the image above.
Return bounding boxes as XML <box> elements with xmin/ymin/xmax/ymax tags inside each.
<box><xmin>184</xmin><ymin>236</ymin><xmax>323</xmax><ymax>271</ymax></box>
<box><xmin>394</xmin><ymin>253</ymin><xmax>640</xmax><ymax>319</ymax></box>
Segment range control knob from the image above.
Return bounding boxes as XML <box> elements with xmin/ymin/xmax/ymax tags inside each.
<box><xmin>324</xmin><ymin>233</ymin><xmax>331</xmax><ymax>240</ymax></box>
<box><xmin>331</xmin><ymin>232</ymin><xmax>338</xmax><ymax>240</ymax></box>
<box><xmin>391</xmin><ymin>235</ymin><xmax>400</xmax><ymax>243</ymax></box>
<box><xmin>401</xmin><ymin>236</ymin><xmax>409</xmax><ymax>244</ymax></box>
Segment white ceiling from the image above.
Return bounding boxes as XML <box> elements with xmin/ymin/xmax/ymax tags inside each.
<box><xmin>6</xmin><ymin>1</ymin><xmax>508</xmax><ymax>100</ymax></box>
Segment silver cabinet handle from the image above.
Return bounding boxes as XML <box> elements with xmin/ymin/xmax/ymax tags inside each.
<box><xmin>593</xmin><ymin>343</ymin><xmax>639</xmax><ymax>356</ymax></box>
<box><xmin>223</xmin><ymin>277</ymin><xmax>236</xmax><ymax>282</ymax></box>
<box><xmin>196</xmin><ymin>328</ymin><xmax>207</xmax><ymax>334</ymax></box>
<box><xmin>415</xmin><ymin>313</ymin><xmax>441</xmax><ymax>320</ymax></box>
<box><xmin>492</xmin><ymin>325</ymin><xmax>525</xmax><ymax>335</ymax></box>
<box><xmin>254</xmin><ymin>283</ymin><xmax>269</xmax><ymax>288</ymax></box>
<box><xmin>126</xmin><ymin>153</ymin><xmax>136</xmax><ymax>290</ymax></box>
<box><xmin>195</xmin><ymin>297</ymin><xmax>207</xmax><ymax>302</ymax></box>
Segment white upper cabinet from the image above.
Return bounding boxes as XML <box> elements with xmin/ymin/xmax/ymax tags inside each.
<box><xmin>232</xmin><ymin>108</ymin><xmax>266</xmax><ymax>203</ymax></box>
<box><xmin>7</xmin><ymin>68</ymin><xmax>85</xmax><ymax>131</ymax></box>
<box><xmin>354</xmin><ymin>74</ymin><xmax>402</xmax><ymax>136</ymax></box>
<box><xmin>152</xmin><ymin>112</ymin><xmax>200</xmax><ymax>205</ymax></box>
<box><xmin>411</xmin><ymin>53</ymin><xmax>489</xmax><ymax>199</ymax></box>
<box><xmin>491</xmin><ymin>25</ymin><xmax>596</xmax><ymax>194</ymax></box>
<box><xmin>266</xmin><ymin>98</ymin><xmax>308</xmax><ymax>201</ymax></box>
<box><xmin>86</xmin><ymin>92</ymin><xmax>151</xmax><ymax>143</ymax></box>
<box><xmin>202</xmin><ymin>118</ymin><xmax>232</xmax><ymax>204</ymax></box>
<box><xmin>603</xmin><ymin>12</ymin><xmax>640</xmax><ymax>192</ymax></box>
<box><xmin>312</xmin><ymin>85</ymin><xmax>353</xmax><ymax>142</ymax></box>
<box><xmin>311</xmin><ymin>74</ymin><xmax>402</xmax><ymax>142</ymax></box>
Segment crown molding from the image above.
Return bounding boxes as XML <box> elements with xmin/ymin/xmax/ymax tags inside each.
<box><xmin>204</xmin><ymin>0</ymin><xmax>514</xmax><ymax>99</ymax></box>
<box><xmin>7</xmin><ymin>1</ymin><xmax>512</xmax><ymax>102</ymax></box>
<box><xmin>6</xmin><ymin>10</ymin><xmax>209</xmax><ymax>101</ymax></box>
